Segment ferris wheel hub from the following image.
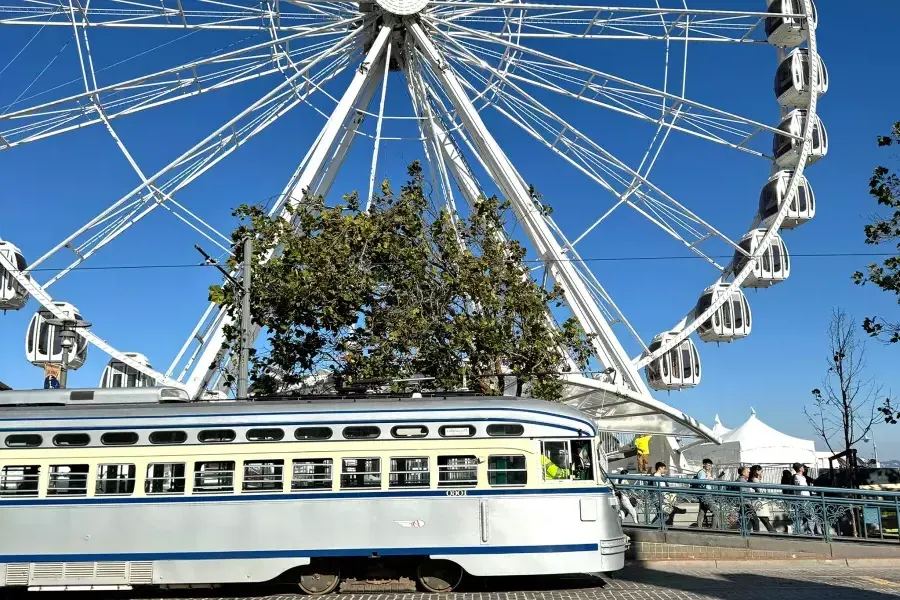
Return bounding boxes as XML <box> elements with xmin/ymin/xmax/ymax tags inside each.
<box><xmin>373</xmin><ymin>0</ymin><xmax>427</xmax><ymax>16</ymax></box>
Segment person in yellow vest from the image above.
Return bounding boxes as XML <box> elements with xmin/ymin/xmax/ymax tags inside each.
<box><xmin>541</xmin><ymin>452</ymin><xmax>571</xmax><ymax>480</ymax></box>
<box><xmin>634</xmin><ymin>435</ymin><xmax>651</xmax><ymax>473</ymax></box>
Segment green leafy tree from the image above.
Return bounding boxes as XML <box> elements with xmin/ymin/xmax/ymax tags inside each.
<box><xmin>210</xmin><ymin>162</ymin><xmax>593</xmax><ymax>399</ymax></box>
<box><xmin>852</xmin><ymin>122</ymin><xmax>900</xmax><ymax>344</ymax></box>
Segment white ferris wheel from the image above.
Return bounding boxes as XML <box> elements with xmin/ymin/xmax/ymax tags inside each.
<box><xmin>0</xmin><ymin>0</ymin><xmax>826</xmax><ymax>439</ymax></box>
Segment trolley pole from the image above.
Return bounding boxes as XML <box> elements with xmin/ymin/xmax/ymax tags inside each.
<box><xmin>237</xmin><ymin>236</ymin><xmax>252</xmax><ymax>399</ymax></box>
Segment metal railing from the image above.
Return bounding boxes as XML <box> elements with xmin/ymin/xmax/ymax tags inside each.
<box><xmin>612</xmin><ymin>474</ymin><xmax>900</xmax><ymax>543</ymax></box>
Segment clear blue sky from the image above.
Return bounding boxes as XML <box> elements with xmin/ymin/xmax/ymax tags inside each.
<box><xmin>1</xmin><ymin>2</ymin><xmax>898</xmax><ymax>459</ymax></box>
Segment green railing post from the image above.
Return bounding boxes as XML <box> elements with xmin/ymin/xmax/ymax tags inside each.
<box><xmin>820</xmin><ymin>491</ymin><xmax>830</xmax><ymax>542</ymax></box>
<box><xmin>739</xmin><ymin>485</ymin><xmax>748</xmax><ymax>537</ymax></box>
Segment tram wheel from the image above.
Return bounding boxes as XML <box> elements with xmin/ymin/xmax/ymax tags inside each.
<box><xmin>297</xmin><ymin>563</ymin><xmax>340</xmax><ymax>595</ymax></box>
<box><xmin>416</xmin><ymin>559</ymin><xmax>463</xmax><ymax>593</ymax></box>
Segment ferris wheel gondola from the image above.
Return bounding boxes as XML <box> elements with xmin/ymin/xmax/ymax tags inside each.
<box><xmin>733</xmin><ymin>229</ymin><xmax>791</xmax><ymax>289</ymax></box>
<box><xmin>0</xmin><ymin>241</ymin><xmax>27</xmax><ymax>312</ymax></box>
<box><xmin>773</xmin><ymin>109</ymin><xmax>828</xmax><ymax>169</ymax></box>
<box><xmin>695</xmin><ymin>284</ymin><xmax>752</xmax><ymax>344</ymax></box>
<box><xmin>775</xmin><ymin>48</ymin><xmax>828</xmax><ymax>108</ymax></box>
<box><xmin>100</xmin><ymin>353</ymin><xmax>156</xmax><ymax>388</ymax></box>
<box><xmin>765</xmin><ymin>0</ymin><xmax>817</xmax><ymax>47</ymax></box>
<box><xmin>25</xmin><ymin>303</ymin><xmax>88</xmax><ymax>370</ymax></box>
<box><xmin>758</xmin><ymin>170</ymin><xmax>815</xmax><ymax>230</ymax></box>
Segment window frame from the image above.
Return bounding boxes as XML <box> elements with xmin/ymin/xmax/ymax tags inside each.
<box><xmin>486</xmin><ymin>423</ymin><xmax>524</xmax><ymax>437</ymax></box>
<box><xmin>197</xmin><ymin>429</ymin><xmax>236</xmax><ymax>444</ymax></box>
<box><xmin>342</xmin><ymin>426</ymin><xmax>381</xmax><ymax>440</ymax></box>
<box><xmin>100</xmin><ymin>431</ymin><xmax>139</xmax><ymax>446</ymax></box>
<box><xmin>340</xmin><ymin>457</ymin><xmax>382</xmax><ymax>489</ymax></box>
<box><xmin>149</xmin><ymin>430</ymin><xmax>188</xmax><ymax>445</ymax></box>
<box><xmin>245</xmin><ymin>428</ymin><xmax>285</xmax><ymax>443</ymax></box>
<box><xmin>193</xmin><ymin>460</ymin><xmax>236</xmax><ymax>494</ymax></box>
<box><xmin>438</xmin><ymin>425</ymin><xmax>475</xmax><ymax>438</ymax></box>
<box><xmin>291</xmin><ymin>458</ymin><xmax>333</xmax><ymax>491</ymax></box>
<box><xmin>487</xmin><ymin>454</ymin><xmax>528</xmax><ymax>487</ymax></box>
<box><xmin>145</xmin><ymin>462</ymin><xmax>186</xmax><ymax>495</ymax></box>
<box><xmin>95</xmin><ymin>463</ymin><xmax>137</xmax><ymax>496</ymax></box>
<box><xmin>390</xmin><ymin>425</ymin><xmax>429</xmax><ymax>439</ymax></box>
<box><xmin>5</xmin><ymin>434</ymin><xmax>43</xmax><ymax>448</ymax></box>
<box><xmin>242</xmin><ymin>459</ymin><xmax>284</xmax><ymax>493</ymax></box>
<box><xmin>47</xmin><ymin>464</ymin><xmax>90</xmax><ymax>496</ymax></box>
<box><xmin>52</xmin><ymin>433</ymin><xmax>90</xmax><ymax>447</ymax></box>
<box><xmin>437</xmin><ymin>455</ymin><xmax>478</xmax><ymax>488</ymax></box>
<box><xmin>294</xmin><ymin>427</ymin><xmax>333</xmax><ymax>441</ymax></box>
<box><xmin>389</xmin><ymin>457</ymin><xmax>430</xmax><ymax>488</ymax></box>
<box><xmin>0</xmin><ymin>465</ymin><xmax>41</xmax><ymax>497</ymax></box>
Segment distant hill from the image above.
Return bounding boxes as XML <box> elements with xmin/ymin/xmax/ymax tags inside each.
<box><xmin>880</xmin><ymin>459</ymin><xmax>900</xmax><ymax>468</ymax></box>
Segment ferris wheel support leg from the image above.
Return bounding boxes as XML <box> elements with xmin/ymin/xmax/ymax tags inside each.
<box><xmin>408</xmin><ymin>20</ymin><xmax>648</xmax><ymax>396</ymax></box>
<box><xmin>182</xmin><ymin>25</ymin><xmax>394</xmax><ymax>398</ymax></box>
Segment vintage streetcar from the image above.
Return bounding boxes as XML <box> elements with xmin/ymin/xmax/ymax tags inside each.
<box><xmin>0</xmin><ymin>387</ymin><xmax>625</xmax><ymax>593</ymax></box>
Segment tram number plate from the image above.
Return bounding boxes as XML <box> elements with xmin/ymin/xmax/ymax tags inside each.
<box><xmin>446</xmin><ymin>490</ymin><xmax>468</xmax><ymax>497</ymax></box>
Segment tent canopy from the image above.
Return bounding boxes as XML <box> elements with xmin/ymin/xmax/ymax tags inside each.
<box><xmin>682</xmin><ymin>409</ymin><xmax>816</xmax><ymax>466</ymax></box>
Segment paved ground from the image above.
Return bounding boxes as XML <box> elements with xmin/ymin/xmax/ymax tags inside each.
<box><xmin>10</xmin><ymin>564</ymin><xmax>900</xmax><ymax>600</ymax></box>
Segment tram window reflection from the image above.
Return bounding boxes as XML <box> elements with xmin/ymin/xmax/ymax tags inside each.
<box><xmin>5</xmin><ymin>434</ymin><xmax>42</xmax><ymax>448</ymax></box>
<box><xmin>246</xmin><ymin>428</ymin><xmax>284</xmax><ymax>442</ymax></box>
<box><xmin>243</xmin><ymin>460</ymin><xmax>284</xmax><ymax>492</ymax></box>
<box><xmin>488</xmin><ymin>455</ymin><xmax>527</xmax><ymax>486</ymax></box>
<box><xmin>194</xmin><ymin>461</ymin><xmax>235</xmax><ymax>493</ymax></box>
<box><xmin>437</xmin><ymin>455</ymin><xmax>478</xmax><ymax>487</ymax></box>
<box><xmin>389</xmin><ymin>457</ymin><xmax>430</xmax><ymax>488</ymax></box>
<box><xmin>294</xmin><ymin>427</ymin><xmax>332</xmax><ymax>441</ymax></box>
<box><xmin>0</xmin><ymin>465</ymin><xmax>40</xmax><ymax>497</ymax></box>
<box><xmin>101</xmin><ymin>431</ymin><xmax>138</xmax><ymax>446</ymax></box>
<box><xmin>96</xmin><ymin>463</ymin><xmax>136</xmax><ymax>496</ymax></box>
<box><xmin>149</xmin><ymin>430</ymin><xmax>187</xmax><ymax>445</ymax></box>
<box><xmin>145</xmin><ymin>463</ymin><xmax>186</xmax><ymax>494</ymax></box>
<box><xmin>486</xmin><ymin>424</ymin><xmax>524</xmax><ymax>437</ymax></box>
<box><xmin>53</xmin><ymin>433</ymin><xmax>90</xmax><ymax>447</ymax></box>
<box><xmin>292</xmin><ymin>458</ymin><xmax>333</xmax><ymax>490</ymax></box>
<box><xmin>341</xmin><ymin>458</ymin><xmax>381</xmax><ymax>489</ymax></box>
<box><xmin>47</xmin><ymin>464</ymin><xmax>89</xmax><ymax>496</ymax></box>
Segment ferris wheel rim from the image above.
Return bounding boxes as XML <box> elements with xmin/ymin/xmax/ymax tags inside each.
<box><xmin>0</xmin><ymin>1</ymin><xmax>823</xmax><ymax>399</ymax></box>
<box><xmin>633</xmin><ymin>0</ymin><xmax>821</xmax><ymax>370</ymax></box>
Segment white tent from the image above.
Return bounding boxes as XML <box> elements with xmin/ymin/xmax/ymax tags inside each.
<box><xmin>682</xmin><ymin>409</ymin><xmax>817</xmax><ymax>468</ymax></box>
<box><xmin>711</xmin><ymin>414</ymin><xmax>731</xmax><ymax>439</ymax></box>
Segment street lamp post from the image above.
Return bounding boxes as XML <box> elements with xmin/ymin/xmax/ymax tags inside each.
<box><xmin>864</xmin><ymin>434</ymin><xmax>880</xmax><ymax>468</ymax></box>
<box><xmin>44</xmin><ymin>317</ymin><xmax>91</xmax><ymax>388</ymax></box>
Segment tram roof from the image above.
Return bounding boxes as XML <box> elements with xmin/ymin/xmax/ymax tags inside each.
<box><xmin>0</xmin><ymin>387</ymin><xmax>598</xmax><ymax>436</ymax></box>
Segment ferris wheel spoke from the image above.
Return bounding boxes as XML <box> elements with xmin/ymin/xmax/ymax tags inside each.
<box><xmin>26</xmin><ymin>30</ymin><xmax>358</xmax><ymax>286</ymax></box>
<box><xmin>0</xmin><ymin>23</ymin><xmax>355</xmax><ymax>150</ymax></box>
<box><xmin>428</xmin><ymin>3</ymin><xmax>776</xmax><ymax>43</ymax></box>
<box><xmin>426</xmin><ymin>15</ymin><xmax>797</xmax><ymax>157</ymax></box>
<box><xmin>435</xmin><ymin>43</ymin><xmax>738</xmax><ymax>269</ymax></box>
<box><xmin>0</xmin><ymin>0</ymin><xmax>352</xmax><ymax>30</ymax></box>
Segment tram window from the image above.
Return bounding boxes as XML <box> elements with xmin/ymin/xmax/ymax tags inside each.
<box><xmin>149</xmin><ymin>430</ymin><xmax>188</xmax><ymax>445</ymax></box>
<box><xmin>294</xmin><ymin>427</ymin><xmax>333</xmax><ymax>441</ymax></box>
<box><xmin>5</xmin><ymin>434</ymin><xmax>43</xmax><ymax>448</ymax></box>
<box><xmin>341</xmin><ymin>458</ymin><xmax>381</xmax><ymax>489</ymax></box>
<box><xmin>342</xmin><ymin>426</ymin><xmax>381</xmax><ymax>440</ymax></box>
<box><xmin>438</xmin><ymin>425</ymin><xmax>475</xmax><ymax>438</ymax></box>
<box><xmin>198</xmin><ymin>429</ymin><xmax>236</xmax><ymax>443</ymax></box>
<box><xmin>101</xmin><ymin>431</ymin><xmax>139</xmax><ymax>446</ymax></box>
<box><xmin>246</xmin><ymin>428</ymin><xmax>284</xmax><ymax>442</ymax></box>
<box><xmin>292</xmin><ymin>458</ymin><xmax>333</xmax><ymax>491</ymax></box>
<box><xmin>96</xmin><ymin>463</ymin><xmax>136</xmax><ymax>496</ymax></box>
<box><xmin>53</xmin><ymin>433</ymin><xmax>90</xmax><ymax>447</ymax></box>
<box><xmin>145</xmin><ymin>463</ymin><xmax>186</xmax><ymax>495</ymax></box>
<box><xmin>391</xmin><ymin>425</ymin><xmax>428</xmax><ymax>438</ymax></box>
<box><xmin>243</xmin><ymin>460</ymin><xmax>284</xmax><ymax>492</ymax></box>
<box><xmin>47</xmin><ymin>464</ymin><xmax>89</xmax><ymax>496</ymax></box>
<box><xmin>487</xmin><ymin>455</ymin><xmax>527</xmax><ymax>486</ymax></box>
<box><xmin>487</xmin><ymin>424</ymin><xmax>524</xmax><ymax>437</ymax></box>
<box><xmin>570</xmin><ymin>440</ymin><xmax>594</xmax><ymax>481</ymax></box>
<box><xmin>193</xmin><ymin>461</ymin><xmax>235</xmax><ymax>493</ymax></box>
<box><xmin>389</xmin><ymin>457</ymin><xmax>430</xmax><ymax>488</ymax></box>
<box><xmin>0</xmin><ymin>465</ymin><xmax>40</xmax><ymax>497</ymax></box>
<box><xmin>540</xmin><ymin>441</ymin><xmax>571</xmax><ymax>481</ymax></box>
<box><xmin>437</xmin><ymin>455</ymin><xmax>478</xmax><ymax>488</ymax></box>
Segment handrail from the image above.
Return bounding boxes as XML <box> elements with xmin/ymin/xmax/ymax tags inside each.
<box><xmin>611</xmin><ymin>474</ymin><xmax>900</xmax><ymax>543</ymax></box>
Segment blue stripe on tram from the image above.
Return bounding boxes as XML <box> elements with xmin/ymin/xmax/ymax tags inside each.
<box><xmin>0</xmin><ymin>486</ymin><xmax>612</xmax><ymax>507</ymax></box>
<box><xmin>0</xmin><ymin>544</ymin><xmax>600</xmax><ymax>564</ymax></box>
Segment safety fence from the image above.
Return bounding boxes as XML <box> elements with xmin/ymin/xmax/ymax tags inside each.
<box><xmin>612</xmin><ymin>474</ymin><xmax>900</xmax><ymax>543</ymax></box>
